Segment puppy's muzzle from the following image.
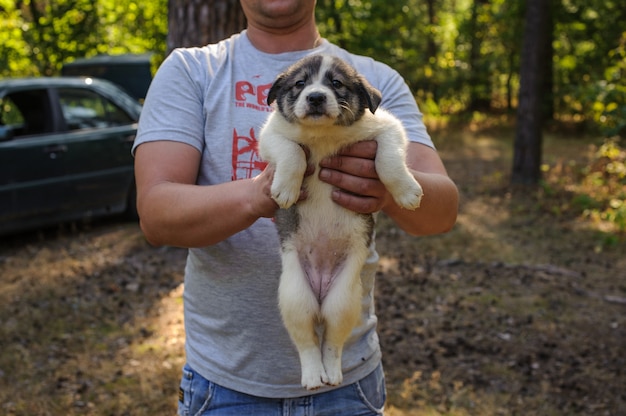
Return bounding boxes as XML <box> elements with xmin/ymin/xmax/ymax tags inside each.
<box><xmin>306</xmin><ymin>92</ymin><xmax>327</xmax><ymax>115</ymax></box>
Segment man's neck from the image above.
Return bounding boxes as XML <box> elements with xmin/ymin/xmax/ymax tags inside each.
<box><xmin>246</xmin><ymin>22</ymin><xmax>321</xmax><ymax>54</ymax></box>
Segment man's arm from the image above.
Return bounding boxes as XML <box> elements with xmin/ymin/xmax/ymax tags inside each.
<box><xmin>134</xmin><ymin>140</ymin><xmax>278</xmax><ymax>247</ymax></box>
<box><xmin>318</xmin><ymin>141</ymin><xmax>458</xmax><ymax>236</ymax></box>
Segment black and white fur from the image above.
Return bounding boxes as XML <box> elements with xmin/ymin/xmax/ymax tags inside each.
<box><xmin>259</xmin><ymin>55</ymin><xmax>423</xmax><ymax>390</ymax></box>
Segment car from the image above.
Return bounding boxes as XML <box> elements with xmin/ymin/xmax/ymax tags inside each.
<box><xmin>62</xmin><ymin>53</ymin><xmax>154</xmax><ymax>102</ymax></box>
<box><xmin>0</xmin><ymin>76</ymin><xmax>142</xmax><ymax>235</ymax></box>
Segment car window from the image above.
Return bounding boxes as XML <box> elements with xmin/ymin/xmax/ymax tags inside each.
<box><xmin>0</xmin><ymin>89</ymin><xmax>54</xmax><ymax>137</ymax></box>
<box><xmin>58</xmin><ymin>88</ymin><xmax>134</xmax><ymax>130</ymax></box>
<box><xmin>0</xmin><ymin>96</ymin><xmax>25</xmax><ymax>129</ymax></box>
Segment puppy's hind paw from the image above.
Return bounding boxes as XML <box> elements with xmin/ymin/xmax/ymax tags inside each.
<box><xmin>323</xmin><ymin>366</ymin><xmax>343</xmax><ymax>387</ymax></box>
<box><xmin>301</xmin><ymin>367</ymin><xmax>328</xmax><ymax>391</ymax></box>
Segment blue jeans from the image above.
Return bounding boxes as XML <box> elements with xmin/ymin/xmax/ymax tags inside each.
<box><xmin>177</xmin><ymin>363</ymin><xmax>386</xmax><ymax>416</ymax></box>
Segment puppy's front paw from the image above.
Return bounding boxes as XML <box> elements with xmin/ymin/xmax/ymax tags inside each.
<box><xmin>270</xmin><ymin>175</ymin><xmax>302</xmax><ymax>209</ymax></box>
<box><xmin>271</xmin><ymin>178</ymin><xmax>301</xmax><ymax>209</ymax></box>
<box><xmin>391</xmin><ymin>179</ymin><xmax>423</xmax><ymax>210</ymax></box>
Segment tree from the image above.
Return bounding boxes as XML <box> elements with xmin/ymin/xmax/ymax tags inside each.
<box><xmin>466</xmin><ymin>0</ymin><xmax>491</xmax><ymax>111</ymax></box>
<box><xmin>1</xmin><ymin>0</ymin><xmax>167</xmax><ymax>78</ymax></box>
<box><xmin>512</xmin><ymin>0</ymin><xmax>553</xmax><ymax>185</ymax></box>
<box><xmin>17</xmin><ymin>0</ymin><xmax>100</xmax><ymax>76</ymax></box>
<box><xmin>167</xmin><ymin>0</ymin><xmax>246</xmax><ymax>52</ymax></box>
<box><xmin>2</xmin><ymin>0</ymin><xmax>621</xmax><ymax>134</ymax></box>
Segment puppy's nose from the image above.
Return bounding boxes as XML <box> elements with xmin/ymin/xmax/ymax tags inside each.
<box><xmin>307</xmin><ymin>92</ymin><xmax>326</xmax><ymax>106</ymax></box>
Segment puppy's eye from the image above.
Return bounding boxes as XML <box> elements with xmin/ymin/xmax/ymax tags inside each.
<box><xmin>332</xmin><ymin>79</ymin><xmax>344</xmax><ymax>89</ymax></box>
<box><xmin>294</xmin><ymin>80</ymin><xmax>306</xmax><ymax>88</ymax></box>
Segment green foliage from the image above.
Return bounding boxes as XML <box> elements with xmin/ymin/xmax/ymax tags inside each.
<box><xmin>1</xmin><ymin>0</ymin><xmax>623</xmax><ymax>134</ymax></box>
<box><xmin>580</xmin><ymin>138</ymin><xmax>626</xmax><ymax>232</ymax></box>
<box><xmin>553</xmin><ymin>1</ymin><xmax>626</xmax><ymax>129</ymax></box>
<box><xmin>0</xmin><ymin>0</ymin><xmax>33</xmax><ymax>76</ymax></box>
<box><xmin>596</xmin><ymin>32</ymin><xmax>626</xmax><ymax>137</ymax></box>
<box><xmin>315</xmin><ymin>0</ymin><xmax>624</xmax><ymax>133</ymax></box>
<box><xmin>316</xmin><ymin>0</ymin><xmax>525</xmax><ymax>111</ymax></box>
<box><xmin>20</xmin><ymin>0</ymin><xmax>101</xmax><ymax>75</ymax></box>
<box><xmin>540</xmin><ymin>137</ymin><xmax>626</xmax><ymax>236</ymax></box>
<box><xmin>0</xmin><ymin>0</ymin><xmax>167</xmax><ymax>78</ymax></box>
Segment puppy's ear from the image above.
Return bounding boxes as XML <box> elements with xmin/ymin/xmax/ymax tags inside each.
<box><xmin>267</xmin><ymin>74</ymin><xmax>285</xmax><ymax>106</ymax></box>
<box><xmin>357</xmin><ymin>76</ymin><xmax>382</xmax><ymax>114</ymax></box>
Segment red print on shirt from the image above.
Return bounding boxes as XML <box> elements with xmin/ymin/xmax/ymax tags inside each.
<box><xmin>231</xmin><ymin>127</ymin><xmax>267</xmax><ymax>181</ymax></box>
<box><xmin>235</xmin><ymin>80</ymin><xmax>273</xmax><ymax>111</ymax></box>
<box><xmin>231</xmin><ymin>78</ymin><xmax>273</xmax><ymax>180</ymax></box>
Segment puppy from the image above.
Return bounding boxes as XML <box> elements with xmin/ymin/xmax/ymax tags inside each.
<box><xmin>259</xmin><ymin>55</ymin><xmax>423</xmax><ymax>390</ymax></box>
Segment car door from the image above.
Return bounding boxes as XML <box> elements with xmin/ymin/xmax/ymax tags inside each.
<box><xmin>0</xmin><ymin>87</ymin><xmax>71</xmax><ymax>233</ymax></box>
<box><xmin>54</xmin><ymin>87</ymin><xmax>136</xmax><ymax>216</ymax></box>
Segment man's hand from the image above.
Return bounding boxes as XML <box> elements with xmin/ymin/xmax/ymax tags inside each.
<box><xmin>318</xmin><ymin>140</ymin><xmax>392</xmax><ymax>214</ymax></box>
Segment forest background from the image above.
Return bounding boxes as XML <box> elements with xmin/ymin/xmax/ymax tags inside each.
<box><xmin>1</xmin><ymin>0</ymin><xmax>624</xmax><ymax>138</ymax></box>
<box><xmin>2</xmin><ymin>0</ymin><xmax>624</xmax><ymax>231</ymax></box>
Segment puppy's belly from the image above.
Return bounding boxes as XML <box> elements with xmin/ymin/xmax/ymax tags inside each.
<box><xmin>297</xmin><ymin>232</ymin><xmax>349</xmax><ymax>303</ymax></box>
<box><xmin>291</xmin><ymin>198</ymin><xmax>371</xmax><ymax>303</ymax></box>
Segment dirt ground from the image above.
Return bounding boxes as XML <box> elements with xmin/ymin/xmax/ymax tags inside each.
<box><xmin>0</xmin><ymin>128</ymin><xmax>624</xmax><ymax>415</ymax></box>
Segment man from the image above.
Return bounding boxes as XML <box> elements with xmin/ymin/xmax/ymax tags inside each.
<box><xmin>133</xmin><ymin>1</ymin><xmax>458</xmax><ymax>414</ymax></box>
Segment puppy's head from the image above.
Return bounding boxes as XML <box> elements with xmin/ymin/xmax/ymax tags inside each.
<box><xmin>267</xmin><ymin>55</ymin><xmax>382</xmax><ymax>126</ymax></box>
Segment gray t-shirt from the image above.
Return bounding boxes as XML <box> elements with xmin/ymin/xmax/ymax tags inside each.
<box><xmin>133</xmin><ymin>30</ymin><xmax>433</xmax><ymax>398</ymax></box>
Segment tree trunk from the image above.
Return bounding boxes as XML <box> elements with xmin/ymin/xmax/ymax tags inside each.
<box><xmin>167</xmin><ymin>0</ymin><xmax>246</xmax><ymax>53</ymax></box>
<box><xmin>512</xmin><ymin>0</ymin><xmax>552</xmax><ymax>185</ymax></box>
<box><xmin>541</xmin><ymin>1</ymin><xmax>555</xmax><ymax>123</ymax></box>
<box><xmin>467</xmin><ymin>0</ymin><xmax>492</xmax><ymax>112</ymax></box>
